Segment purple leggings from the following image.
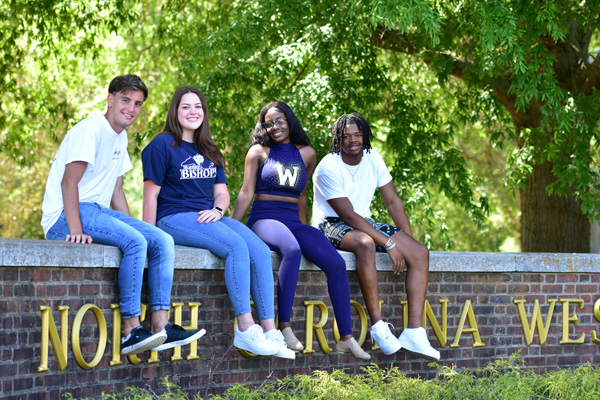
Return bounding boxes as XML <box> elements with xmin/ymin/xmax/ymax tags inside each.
<box><xmin>247</xmin><ymin>200</ymin><xmax>353</xmax><ymax>336</ymax></box>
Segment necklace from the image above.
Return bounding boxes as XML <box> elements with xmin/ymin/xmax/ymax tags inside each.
<box><xmin>344</xmin><ymin>162</ymin><xmax>361</xmax><ymax>183</ymax></box>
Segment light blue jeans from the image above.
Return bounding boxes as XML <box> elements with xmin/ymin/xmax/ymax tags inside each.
<box><xmin>46</xmin><ymin>202</ymin><xmax>175</xmax><ymax>319</ymax></box>
<box><xmin>157</xmin><ymin>213</ymin><xmax>275</xmax><ymax>320</ymax></box>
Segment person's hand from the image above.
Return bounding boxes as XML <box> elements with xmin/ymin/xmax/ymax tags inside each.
<box><xmin>197</xmin><ymin>208</ymin><xmax>222</xmax><ymax>223</ymax></box>
<box><xmin>387</xmin><ymin>245</ymin><xmax>406</xmax><ymax>275</ymax></box>
<box><xmin>65</xmin><ymin>233</ymin><xmax>93</xmax><ymax>244</ymax></box>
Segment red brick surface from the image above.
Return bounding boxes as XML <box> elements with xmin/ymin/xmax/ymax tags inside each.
<box><xmin>1</xmin><ymin>265</ymin><xmax>599</xmax><ymax>399</ymax></box>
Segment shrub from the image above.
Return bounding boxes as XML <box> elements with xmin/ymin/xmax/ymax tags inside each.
<box><xmin>65</xmin><ymin>353</ymin><xmax>600</xmax><ymax>400</ymax></box>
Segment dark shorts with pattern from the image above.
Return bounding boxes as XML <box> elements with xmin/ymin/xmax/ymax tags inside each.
<box><xmin>317</xmin><ymin>217</ymin><xmax>402</xmax><ymax>252</ymax></box>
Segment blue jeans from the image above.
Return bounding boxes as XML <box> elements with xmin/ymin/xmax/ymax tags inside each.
<box><xmin>46</xmin><ymin>202</ymin><xmax>175</xmax><ymax>319</ymax></box>
<box><xmin>157</xmin><ymin>213</ymin><xmax>274</xmax><ymax>320</ymax></box>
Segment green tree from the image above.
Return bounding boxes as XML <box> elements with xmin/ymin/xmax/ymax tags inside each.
<box><xmin>5</xmin><ymin>0</ymin><xmax>588</xmax><ymax>254</ymax></box>
<box><xmin>0</xmin><ymin>1</ymin><xmax>174</xmax><ymax>237</ymax></box>
<box><xmin>0</xmin><ymin>0</ymin><xmax>137</xmax><ymax>159</ymax></box>
<box><xmin>159</xmin><ymin>0</ymin><xmax>599</xmax><ymax>252</ymax></box>
<box><xmin>367</xmin><ymin>0</ymin><xmax>600</xmax><ymax>252</ymax></box>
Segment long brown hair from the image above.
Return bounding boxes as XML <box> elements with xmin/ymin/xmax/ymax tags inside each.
<box><xmin>162</xmin><ymin>86</ymin><xmax>224</xmax><ymax>168</ymax></box>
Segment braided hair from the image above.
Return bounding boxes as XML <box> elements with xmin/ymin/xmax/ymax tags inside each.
<box><xmin>329</xmin><ymin>113</ymin><xmax>373</xmax><ymax>154</ymax></box>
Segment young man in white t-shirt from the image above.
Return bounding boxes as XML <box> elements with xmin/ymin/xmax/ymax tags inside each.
<box><xmin>41</xmin><ymin>75</ymin><xmax>205</xmax><ymax>356</ymax></box>
<box><xmin>312</xmin><ymin>113</ymin><xmax>440</xmax><ymax>361</ymax></box>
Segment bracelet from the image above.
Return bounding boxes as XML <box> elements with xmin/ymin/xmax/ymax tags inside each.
<box><xmin>213</xmin><ymin>207</ymin><xmax>224</xmax><ymax>216</ymax></box>
<box><xmin>385</xmin><ymin>242</ymin><xmax>396</xmax><ymax>251</ymax></box>
<box><xmin>384</xmin><ymin>238</ymin><xmax>394</xmax><ymax>249</ymax></box>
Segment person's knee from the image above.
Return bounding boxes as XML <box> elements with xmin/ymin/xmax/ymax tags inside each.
<box><xmin>392</xmin><ymin>231</ymin><xmax>429</xmax><ymax>264</ymax></box>
<box><xmin>329</xmin><ymin>257</ymin><xmax>349</xmax><ymax>279</ymax></box>
<box><xmin>408</xmin><ymin>243</ymin><xmax>430</xmax><ymax>273</ymax></box>
<box><xmin>241</xmin><ymin>234</ymin><xmax>268</xmax><ymax>264</ymax></box>
<box><xmin>157</xmin><ymin>231</ymin><xmax>175</xmax><ymax>261</ymax></box>
<box><xmin>254</xmin><ymin>238</ymin><xmax>272</xmax><ymax>258</ymax></box>
<box><xmin>351</xmin><ymin>235</ymin><xmax>378</xmax><ymax>276</ymax></box>
<box><xmin>123</xmin><ymin>231</ymin><xmax>148</xmax><ymax>255</ymax></box>
<box><xmin>157</xmin><ymin>229</ymin><xmax>174</xmax><ymax>248</ymax></box>
<box><xmin>416</xmin><ymin>243</ymin><xmax>429</xmax><ymax>264</ymax></box>
<box><xmin>281</xmin><ymin>243</ymin><xmax>302</xmax><ymax>263</ymax></box>
<box><xmin>354</xmin><ymin>234</ymin><xmax>376</xmax><ymax>256</ymax></box>
<box><xmin>230</xmin><ymin>240</ymin><xmax>251</xmax><ymax>258</ymax></box>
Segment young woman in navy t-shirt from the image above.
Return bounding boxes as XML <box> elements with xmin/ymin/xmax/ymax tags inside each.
<box><xmin>141</xmin><ymin>86</ymin><xmax>294</xmax><ymax>359</ymax></box>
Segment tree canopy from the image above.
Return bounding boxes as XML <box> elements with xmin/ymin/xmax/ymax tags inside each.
<box><xmin>3</xmin><ymin>0</ymin><xmax>599</xmax><ymax>253</ymax></box>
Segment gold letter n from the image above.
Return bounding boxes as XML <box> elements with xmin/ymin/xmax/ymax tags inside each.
<box><xmin>39</xmin><ymin>305</ymin><xmax>69</xmax><ymax>371</ymax></box>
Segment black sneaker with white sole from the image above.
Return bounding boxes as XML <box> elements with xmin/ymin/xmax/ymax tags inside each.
<box><xmin>121</xmin><ymin>326</ymin><xmax>167</xmax><ymax>356</ymax></box>
<box><xmin>152</xmin><ymin>324</ymin><xmax>206</xmax><ymax>351</ymax></box>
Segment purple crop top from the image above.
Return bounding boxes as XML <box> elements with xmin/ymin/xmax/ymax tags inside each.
<box><xmin>254</xmin><ymin>142</ymin><xmax>307</xmax><ymax>199</ymax></box>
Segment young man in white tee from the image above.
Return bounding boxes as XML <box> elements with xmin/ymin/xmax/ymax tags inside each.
<box><xmin>312</xmin><ymin>112</ymin><xmax>440</xmax><ymax>361</ymax></box>
<box><xmin>41</xmin><ymin>74</ymin><xmax>205</xmax><ymax>356</ymax></box>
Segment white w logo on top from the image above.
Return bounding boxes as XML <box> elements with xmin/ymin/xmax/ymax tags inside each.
<box><xmin>274</xmin><ymin>164</ymin><xmax>300</xmax><ymax>187</ymax></box>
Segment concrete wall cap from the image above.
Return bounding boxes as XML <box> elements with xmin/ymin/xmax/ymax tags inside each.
<box><xmin>2</xmin><ymin>238</ymin><xmax>600</xmax><ymax>273</ymax></box>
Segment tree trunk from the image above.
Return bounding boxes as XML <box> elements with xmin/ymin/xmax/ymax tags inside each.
<box><xmin>520</xmin><ymin>161</ymin><xmax>590</xmax><ymax>252</ymax></box>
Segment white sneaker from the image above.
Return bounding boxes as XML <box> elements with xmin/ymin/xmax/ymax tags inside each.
<box><xmin>398</xmin><ymin>327</ymin><xmax>440</xmax><ymax>361</ymax></box>
<box><xmin>371</xmin><ymin>320</ymin><xmax>402</xmax><ymax>355</ymax></box>
<box><xmin>265</xmin><ymin>329</ymin><xmax>296</xmax><ymax>360</ymax></box>
<box><xmin>233</xmin><ymin>324</ymin><xmax>280</xmax><ymax>356</ymax></box>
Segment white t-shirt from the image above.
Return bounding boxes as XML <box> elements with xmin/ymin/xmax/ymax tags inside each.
<box><xmin>41</xmin><ymin>114</ymin><xmax>133</xmax><ymax>236</ymax></box>
<box><xmin>312</xmin><ymin>148</ymin><xmax>392</xmax><ymax>225</ymax></box>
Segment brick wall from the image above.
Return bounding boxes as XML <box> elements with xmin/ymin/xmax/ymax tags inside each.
<box><xmin>1</xmin><ymin>238</ymin><xmax>599</xmax><ymax>399</ymax></box>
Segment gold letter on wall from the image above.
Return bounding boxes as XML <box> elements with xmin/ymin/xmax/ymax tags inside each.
<box><xmin>401</xmin><ymin>299</ymin><xmax>448</xmax><ymax>347</ymax></box>
<box><xmin>593</xmin><ymin>298</ymin><xmax>600</xmax><ymax>344</ymax></box>
<box><xmin>110</xmin><ymin>304</ymin><xmax>147</xmax><ymax>365</ymax></box>
<box><xmin>450</xmin><ymin>300</ymin><xmax>485</xmax><ymax>348</ymax></box>
<box><xmin>370</xmin><ymin>300</ymin><xmax>384</xmax><ymax>351</ymax></box>
<box><xmin>39</xmin><ymin>305</ymin><xmax>69</xmax><ymax>372</ymax></box>
<box><xmin>170</xmin><ymin>302</ymin><xmax>202</xmax><ymax>361</ymax></box>
<box><xmin>110</xmin><ymin>304</ymin><xmax>124</xmax><ymax>366</ymax></box>
<box><xmin>303</xmin><ymin>301</ymin><xmax>332</xmax><ymax>354</ymax></box>
<box><xmin>514</xmin><ymin>299</ymin><xmax>557</xmax><ymax>346</ymax></box>
<box><xmin>401</xmin><ymin>300</ymin><xmax>408</xmax><ymax>329</ymax></box>
<box><xmin>71</xmin><ymin>304</ymin><xmax>107</xmax><ymax>369</ymax></box>
<box><xmin>559</xmin><ymin>299</ymin><xmax>586</xmax><ymax>344</ymax></box>
<box><xmin>424</xmin><ymin>299</ymin><xmax>448</xmax><ymax>348</ymax></box>
<box><xmin>333</xmin><ymin>300</ymin><xmax>369</xmax><ymax>346</ymax></box>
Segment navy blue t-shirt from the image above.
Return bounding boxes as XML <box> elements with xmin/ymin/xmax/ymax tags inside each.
<box><xmin>142</xmin><ymin>133</ymin><xmax>227</xmax><ymax>222</ymax></box>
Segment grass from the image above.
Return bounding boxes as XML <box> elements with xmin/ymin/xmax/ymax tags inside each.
<box><xmin>64</xmin><ymin>353</ymin><xmax>600</xmax><ymax>400</ymax></box>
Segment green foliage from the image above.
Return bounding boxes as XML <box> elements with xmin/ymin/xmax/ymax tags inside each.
<box><xmin>431</xmin><ymin>353</ymin><xmax>537</xmax><ymax>399</ymax></box>
<box><xmin>539</xmin><ymin>363</ymin><xmax>600</xmax><ymax>400</ymax></box>
<box><xmin>0</xmin><ymin>152</ymin><xmax>46</xmax><ymax>239</ymax></box>
<box><xmin>0</xmin><ymin>0</ymin><xmax>136</xmax><ymax>162</ymax></box>
<box><xmin>63</xmin><ymin>376</ymin><xmax>201</xmax><ymax>400</ymax></box>
<box><xmin>63</xmin><ymin>354</ymin><xmax>600</xmax><ymax>399</ymax></box>
<box><xmin>6</xmin><ymin>0</ymin><xmax>600</xmax><ymax>250</ymax></box>
<box><xmin>0</xmin><ymin>0</ymin><xmax>176</xmax><ymax>236</ymax></box>
<box><xmin>165</xmin><ymin>0</ymin><xmax>498</xmax><ymax>247</ymax></box>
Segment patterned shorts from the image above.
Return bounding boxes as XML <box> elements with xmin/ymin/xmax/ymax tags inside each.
<box><xmin>317</xmin><ymin>217</ymin><xmax>402</xmax><ymax>252</ymax></box>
